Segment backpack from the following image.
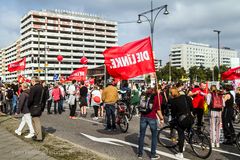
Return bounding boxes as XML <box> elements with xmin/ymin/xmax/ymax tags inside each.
<box><xmin>139</xmin><ymin>94</ymin><xmax>154</xmax><ymax>115</ymax></box>
<box><xmin>6</xmin><ymin>89</ymin><xmax>14</xmax><ymax>100</ymax></box>
<box><xmin>211</xmin><ymin>93</ymin><xmax>223</xmax><ymax>109</ymax></box>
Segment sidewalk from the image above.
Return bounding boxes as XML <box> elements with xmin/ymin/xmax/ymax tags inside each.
<box><xmin>0</xmin><ymin>127</ymin><xmax>55</xmax><ymax>160</ymax></box>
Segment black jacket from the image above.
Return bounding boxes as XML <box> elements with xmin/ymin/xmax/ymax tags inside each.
<box><xmin>169</xmin><ymin>95</ymin><xmax>193</xmax><ymax>118</ymax></box>
<box><xmin>28</xmin><ymin>83</ymin><xmax>44</xmax><ymax>116</ymax></box>
<box><xmin>17</xmin><ymin>90</ymin><xmax>30</xmax><ymax>114</ymax></box>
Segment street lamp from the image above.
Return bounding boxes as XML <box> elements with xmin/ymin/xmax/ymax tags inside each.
<box><xmin>137</xmin><ymin>1</ymin><xmax>169</xmax><ymax>49</ymax></box>
<box><xmin>169</xmin><ymin>54</ymin><xmax>172</xmax><ymax>81</ymax></box>
<box><xmin>44</xmin><ymin>45</ymin><xmax>49</xmax><ymax>82</ymax></box>
<box><xmin>213</xmin><ymin>30</ymin><xmax>221</xmax><ymax>81</ymax></box>
<box><xmin>33</xmin><ymin>28</ymin><xmax>45</xmax><ymax>77</ymax></box>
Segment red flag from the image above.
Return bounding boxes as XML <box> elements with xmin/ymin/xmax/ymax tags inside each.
<box><xmin>103</xmin><ymin>37</ymin><xmax>155</xmax><ymax>80</ymax></box>
<box><xmin>8</xmin><ymin>57</ymin><xmax>26</xmax><ymax>72</ymax></box>
<box><xmin>221</xmin><ymin>66</ymin><xmax>240</xmax><ymax>80</ymax></box>
<box><xmin>18</xmin><ymin>75</ymin><xmax>26</xmax><ymax>83</ymax></box>
<box><xmin>67</xmin><ymin>67</ymin><xmax>87</xmax><ymax>81</ymax></box>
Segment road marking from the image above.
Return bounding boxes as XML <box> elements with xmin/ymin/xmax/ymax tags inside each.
<box><xmin>81</xmin><ymin>133</ymin><xmax>190</xmax><ymax>160</ymax></box>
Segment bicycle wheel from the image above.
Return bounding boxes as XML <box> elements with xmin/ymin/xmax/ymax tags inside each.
<box><xmin>157</xmin><ymin>126</ymin><xmax>178</xmax><ymax>148</ymax></box>
<box><xmin>236</xmin><ymin>133</ymin><xmax>240</xmax><ymax>151</ymax></box>
<box><xmin>118</xmin><ymin>115</ymin><xmax>129</xmax><ymax>133</ymax></box>
<box><xmin>233</xmin><ymin>109</ymin><xmax>240</xmax><ymax>124</ymax></box>
<box><xmin>190</xmin><ymin>130</ymin><xmax>212</xmax><ymax>159</ymax></box>
<box><xmin>127</xmin><ymin>105</ymin><xmax>134</xmax><ymax>121</ymax></box>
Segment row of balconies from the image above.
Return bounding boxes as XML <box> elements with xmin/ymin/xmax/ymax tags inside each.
<box><xmin>20</xmin><ymin>24</ymin><xmax>117</xmax><ymax>37</ymax></box>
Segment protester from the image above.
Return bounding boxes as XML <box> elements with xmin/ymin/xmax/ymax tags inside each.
<box><xmin>28</xmin><ymin>76</ymin><xmax>44</xmax><ymax>141</ymax></box>
<box><xmin>222</xmin><ymin>84</ymin><xmax>235</xmax><ymax>144</ymax></box>
<box><xmin>41</xmin><ymin>80</ymin><xmax>49</xmax><ymax>112</ymax></box>
<box><xmin>58</xmin><ymin>82</ymin><xmax>65</xmax><ymax>112</ymax></box>
<box><xmin>130</xmin><ymin>84</ymin><xmax>140</xmax><ymax>116</ymax></box>
<box><xmin>207</xmin><ymin>85</ymin><xmax>224</xmax><ymax>148</ymax></box>
<box><xmin>79</xmin><ymin>81</ymin><xmax>88</xmax><ymax>117</ymax></box>
<box><xmin>11</xmin><ymin>81</ymin><xmax>19</xmax><ymax>115</ymax></box>
<box><xmin>102</xmin><ymin>79</ymin><xmax>118</xmax><ymax>131</ymax></box>
<box><xmin>68</xmin><ymin>80</ymin><xmax>77</xmax><ymax>119</ymax></box>
<box><xmin>90</xmin><ymin>85</ymin><xmax>101</xmax><ymax>120</ymax></box>
<box><xmin>98</xmin><ymin>85</ymin><xmax>104</xmax><ymax>118</ymax></box>
<box><xmin>188</xmin><ymin>82</ymin><xmax>207</xmax><ymax>128</ymax></box>
<box><xmin>47</xmin><ymin>84</ymin><xmax>53</xmax><ymax>114</ymax></box>
<box><xmin>169</xmin><ymin>87</ymin><xmax>194</xmax><ymax>159</ymax></box>
<box><xmin>5</xmin><ymin>84</ymin><xmax>14</xmax><ymax>115</ymax></box>
<box><xmin>138</xmin><ymin>86</ymin><xmax>164</xmax><ymax>160</ymax></box>
<box><xmin>52</xmin><ymin>83</ymin><xmax>62</xmax><ymax>114</ymax></box>
<box><xmin>15</xmin><ymin>82</ymin><xmax>35</xmax><ymax>138</ymax></box>
<box><xmin>0</xmin><ymin>87</ymin><xmax>6</xmax><ymax>114</ymax></box>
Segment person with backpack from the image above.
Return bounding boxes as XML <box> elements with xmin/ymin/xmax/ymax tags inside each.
<box><xmin>5</xmin><ymin>84</ymin><xmax>14</xmax><ymax>115</ymax></box>
<box><xmin>90</xmin><ymin>85</ymin><xmax>101</xmax><ymax>120</ymax></box>
<box><xmin>207</xmin><ymin>85</ymin><xmax>224</xmax><ymax>148</ymax></box>
<box><xmin>15</xmin><ymin>82</ymin><xmax>35</xmax><ymax>138</ymax></box>
<box><xmin>52</xmin><ymin>83</ymin><xmax>62</xmax><ymax>114</ymax></box>
<box><xmin>138</xmin><ymin>86</ymin><xmax>164</xmax><ymax>160</ymax></box>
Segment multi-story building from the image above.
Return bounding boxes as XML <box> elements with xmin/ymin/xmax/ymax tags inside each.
<box><xmin>0</xmin><ymin>9</ymin><xmax>118</xmax><ymax>82</ymax></box>
<box><xmin>170</xmin><ymin>42</ymin><xmax>238</xmax><ymax>71</ymax></box>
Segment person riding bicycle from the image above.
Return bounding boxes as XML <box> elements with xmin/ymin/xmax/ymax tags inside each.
<box><xmin>102</xmin><ymin>79</ymin><xmax>119</xmax><ymax>131</ymax></box>
<box><xmin>169</xmin><ymin>87</ymin><xmax>194</xmax><ymax>159</ymax></box>
<box><xmin>119</xmin><ymin>81</ymin><xmax>131</xmax><ymax>109</ymax></box>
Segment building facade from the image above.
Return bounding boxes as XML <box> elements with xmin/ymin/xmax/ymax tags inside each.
<box><xmin>170</xmin><ymin>42</ymin><xmax>238</xmax><ymax>71</ymax></box>
<box><xmin>0</xmin><ymin>9</ymin><xmax>118</xmax><ymax>82</ymax></box>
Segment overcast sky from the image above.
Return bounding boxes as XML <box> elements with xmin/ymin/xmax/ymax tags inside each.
<box><xmin>0</xmin><ymin>0</ymin><xmax>239</xmax><ymax>64</ymax></box>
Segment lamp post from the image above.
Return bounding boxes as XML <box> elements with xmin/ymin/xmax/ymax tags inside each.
<box><xmin>44</xmin><ymin>45</ymin><xmax>49</xmax><ymax>82</ymax></box>
<box><xmin>169</xmin><ymin>54</ymin><xmax>172</xmax><ymax>81</ymax></box>
<box><xmin>213</xmin><ymin>30</ymin><xmax>221</xmax><ymax>81</ymax></box>
<box><xmin>33</xmin><ymin>28</ymin><xmax>44</xmax><ymax>77</ymax></box>
<box><xmin>137</xmin><ymin>0</ymin><xmax>169</xmax><ymax>49</ymax></box>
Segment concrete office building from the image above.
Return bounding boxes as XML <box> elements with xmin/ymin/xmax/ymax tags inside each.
<box><xmin>170</xmin><ymin>42</ymin><xmax>238</xmax><ymax>71</ymax></box>
<box><xmin>0</xmin><ymin>9</ymin><xmax>118</xmax><ymax>82</ymax></box>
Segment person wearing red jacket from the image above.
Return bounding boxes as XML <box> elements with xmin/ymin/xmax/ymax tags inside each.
<box><xmin>52</xmin><ymin>84</ymin><xmax>62</xmax><ymax>114</ymax></box>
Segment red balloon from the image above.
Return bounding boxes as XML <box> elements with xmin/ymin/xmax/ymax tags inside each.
<box><xmin>80</xmin><ymin>56</ymin><xmax>88</xmax><ymax>64</ymax></box>
<box><xmin>57</xmin><ymin>55</ymin><xmax>63</xmax><ymax>62</ymax></box>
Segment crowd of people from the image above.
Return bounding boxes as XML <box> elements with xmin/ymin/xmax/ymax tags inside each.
<box><xmin>0</xmin><ymin>77</ymin><xmax>239</xmax><ymax>160</ymax></box>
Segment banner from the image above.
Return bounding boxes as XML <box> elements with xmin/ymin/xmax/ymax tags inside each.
<box><xmin>67</xmin><ymin>67</ymin><xmax>88</xmax><ymax>81</ymax></box>
<box><xmin>103</xmin><ymin>37</ymin><xmax>155</xmax><ymax>80</ymax></box>
<box><xmin>8</xmin><ymin>57</ymin><xmax>26</xmax><ymax>72</ymax></box>
<box><xmin>221</xmin><ymin>66</ymin><xmax>240</xmax><ymax>80</ymax></box>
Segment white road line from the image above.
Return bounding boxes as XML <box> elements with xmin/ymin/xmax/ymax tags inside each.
<box><xmin>78</xmin><ymin>116</ymin><xmax>240</xmax><ymax>158</ymax></box>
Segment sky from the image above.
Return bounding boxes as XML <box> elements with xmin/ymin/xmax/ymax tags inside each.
<box><xmin>0</xmin><ymin>0</ymin><xmax>239</xmax><ymax>64</ymax></box>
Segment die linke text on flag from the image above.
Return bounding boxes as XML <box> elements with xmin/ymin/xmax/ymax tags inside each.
<box><xmin>66</xmin><ymin>67</ymin><xmax>88</xmax><ymax>81</ymax></box>
<box><xmin>103</xmin><ymin>37</ymin><xmax>155</xmax><ymax>80</ymax></box>
<box><xmin>8</xmin><ymin>57</ymin><xmax>26</xmax><ymax>72</ymax></box>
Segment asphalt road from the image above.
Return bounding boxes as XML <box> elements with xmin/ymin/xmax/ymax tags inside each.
<box><xmin>40</xmin><ymin>104</ymin><xmax>240</xmax><ymax>160</ymax></box>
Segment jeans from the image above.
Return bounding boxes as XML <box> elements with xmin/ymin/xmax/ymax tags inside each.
<box><xmin>138</xmin><ymin>117</ymin><xmax>158</xmax><ymax>157</ymax></box>
<box><xmin>54</xmin><ymin>100</ymin><xmax>61</xmax><ymax>114</ymax></box>
<box><xmin>105</xmin><ymin>104</ymin><xmax>116</xmax><ymax>129</ymax></box>
<box><xmin>12</xmin><ymin>95</ymin><xmax>18</xmax><ymax>114</ymax></box>
<box><xmin>16</xmin><ymin>113</ymin><xmax>35</xmax><ymax>134</ymax></box>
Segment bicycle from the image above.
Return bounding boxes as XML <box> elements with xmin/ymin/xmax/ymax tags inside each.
<box><xmin>116</xmin><ymin>101</ymin><xmax>129</xmax><ymax>133</ymax></box>
<box><xmin>233</xmin><ymin>104</ymin><xmax>240</xmax><ymax>124</ymax></box>
<box><xmin>158</xmin><ymin>119</ymin><xmax>212</xmax><ymax>159</ymax></box>
<box><xmin>236</xmin><ymin>132</ymin><xmax>240</xmax><ymax>151</ymax></box>
<box><xmin>103</xmin><ymin>101</ymin><xmax>129</xmax><ymax>133</ymax></box>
